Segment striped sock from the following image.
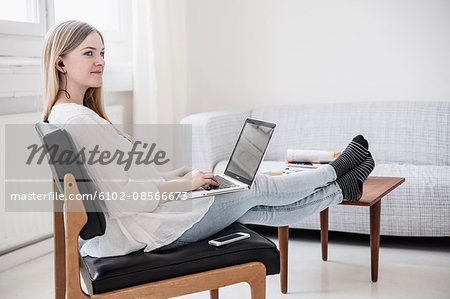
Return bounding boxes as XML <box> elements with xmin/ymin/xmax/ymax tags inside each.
<box><xmin>330</xmin><ymin>135</ymin><xmax>369</xmax><ymax>179</ymax></box>
<box><xmin>336</xmin><ymin>153</ymin><xmax>375</xmax><ymax>202</ymax></box>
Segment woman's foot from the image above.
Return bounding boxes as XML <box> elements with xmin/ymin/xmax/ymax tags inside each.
<box><xmin>336</xmin><ymin>153</ymin><xmax>375</xmax><ymax>202</ymax></box>
<box><xmin>329</xmin><ymin>135</ymin><xmax>369</xmax><ymax>179</ymax></box>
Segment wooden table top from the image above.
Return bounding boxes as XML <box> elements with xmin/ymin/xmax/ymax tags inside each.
<box><xmin>340</xmin><ymin>176</ymin><xmax>405</xmax><ymax>207</ymax></box>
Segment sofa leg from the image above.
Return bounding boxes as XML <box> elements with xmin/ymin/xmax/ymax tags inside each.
<box><xmin>210</xmin><ymin>288</ymin><xmax>218</xmax><ymax>299</ymax></box>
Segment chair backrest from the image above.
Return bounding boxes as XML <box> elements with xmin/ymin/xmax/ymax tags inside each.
<box><xmin>35</xmin><ymin>122</ymin><xmax>106</xmax><ymax>240</ymax></box>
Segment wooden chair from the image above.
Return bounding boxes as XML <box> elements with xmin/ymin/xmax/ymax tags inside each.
<box><xmin>36</xmin><ymin>122</ymin><xmax>280</xmax><ymax>299</ymax></box>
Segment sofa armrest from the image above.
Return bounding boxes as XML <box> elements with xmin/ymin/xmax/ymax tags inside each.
<box><xmin>180</xmin><ymin>109</ymin><xmax>251</xmax><ymax>171</ymax></box>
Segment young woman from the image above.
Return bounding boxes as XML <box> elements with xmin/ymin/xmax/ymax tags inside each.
<box><xmin>42</xmin><ymin>20</ymin><xmax>375</xmax><ymax>257</ymax></box>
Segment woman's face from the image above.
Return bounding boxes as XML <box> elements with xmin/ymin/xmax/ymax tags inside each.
<box><xmin>58</xmin><ymin>32</ymin><xmax>105</xmax><ymax>89</ymax></box>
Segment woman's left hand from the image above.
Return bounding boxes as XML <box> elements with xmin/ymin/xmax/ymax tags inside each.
<box><xmin>160</xmin><ymin>166</ymin><xmax>193</xmax><ymax>181</ymax></box>
<box><xmin>174</xmin><ymin>166</ymin><xmax>193</xmax><ymax>178</ymax></box>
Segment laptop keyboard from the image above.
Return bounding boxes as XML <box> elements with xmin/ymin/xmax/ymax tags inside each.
<box><xmin>216</xmin><ymin>176</ymin><xmax>239</xmax><ymax>189</ymax></box>
<box><xmin>203</xmin><ymin>176</ymin><xmax>239</xmax><ymax>190</ymax></box>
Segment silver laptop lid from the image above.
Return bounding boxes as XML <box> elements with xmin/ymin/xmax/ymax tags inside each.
<box><xmin>224</xmin><ymin>118</ymin><xmax>276</xmax><ymax>186</ymax></box>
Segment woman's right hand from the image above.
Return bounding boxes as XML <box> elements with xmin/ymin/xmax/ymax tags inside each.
<box><xmin>184</xmin><ymin>169</ymin><xmax>219</xmax><ymax>191</ymax></box>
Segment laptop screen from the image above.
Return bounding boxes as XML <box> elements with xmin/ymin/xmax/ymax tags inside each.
<box><xmin>224</xmin><ymin>118</ymin><xmax>276</xmax><ymax>186</ymax></box>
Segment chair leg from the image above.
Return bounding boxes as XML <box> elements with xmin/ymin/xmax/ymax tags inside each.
<box><xmin>54</xmin><ymin>209</ymin><xmax>66</xmax><ymax>299</ymax></box>
<box><xmin>370</xmin><ymin>201</ymin><xmax>381</xmax><ymax>282</ymax></box>
<box><xmin>278</xmin><ymin>226</ymin><xmax>289</xmax><ymax>294</ymax></box>
<box><xmin>63</xmin><ymin>175</ymin><xmax>90</xmax><ymax>299</ymax></box>
<box><xmin>320</xmin><ymin>208</ymin><xmax>329</xmax><ymax>261</ymax></box>
<box><xmin>249</xmin><ymin>266</ymin><xmax>266</xmax><ymax>299</ymax></box>
<box><xmin>53</xmin><ymin>180</ymin><xmax>66</xmax><ymax>299</ymax></box>
<box><xmin>210</xmin><ymin>288</ymin><xmax>219</xmax><ymax>299</ymax></box>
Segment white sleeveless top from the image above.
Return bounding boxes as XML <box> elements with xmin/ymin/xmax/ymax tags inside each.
<box><xmin>48</xmin><ymin>103</ymin><xmax>214</xmax><ymax>257</ymax></box>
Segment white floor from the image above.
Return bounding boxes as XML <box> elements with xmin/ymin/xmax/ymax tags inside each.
<box><xmin>0</xmin><ymin>228</ymin><xmax>449</xmax><ymax>299</ymax></box>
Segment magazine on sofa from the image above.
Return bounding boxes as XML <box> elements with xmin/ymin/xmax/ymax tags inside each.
<box><xmin>285</xmin><ymin>149</ymin><xmax>341</xmax><ymax>172</ymax></box>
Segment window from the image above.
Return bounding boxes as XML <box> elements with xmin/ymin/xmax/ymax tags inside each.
<box><xmin>0</xmin><ymin>0</ymin><xmax>46</xmax><ymax>36</ymax></box>
<box><xmin>0</xmin><ymin>0</ymin><xmax>40</xmax><ymax>23</ymax></box>
<box><xmin>54</xmin><ymin>0</ymin><xmax>127</xmax><ymax>41</ymax></box>
<box><xmin>54</xmin><ymin>0</ymin><xmax>120</xmax><ymax>31</ymax></box>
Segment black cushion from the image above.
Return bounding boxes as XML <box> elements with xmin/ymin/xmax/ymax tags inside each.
<box><xmin>81</xmin><ymin>222</ymin><xmax>280</xmax><ymax>295</ymax></box>
<box><xmin>35</xmin><ymin>122</ymin><xmax>106</xmax><ymax>240</ymax></box>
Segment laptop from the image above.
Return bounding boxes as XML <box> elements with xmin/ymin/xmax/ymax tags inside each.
<box><xmin>189</xmin><ymin>118</ymin><xmax>276</xmax><ymax>198</ymax></box>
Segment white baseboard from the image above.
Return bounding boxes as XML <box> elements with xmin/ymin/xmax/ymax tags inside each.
<box><xmin>0</xmin><ymin>237</ymin><xmax>53</xmax><ymax>272</ymax></box>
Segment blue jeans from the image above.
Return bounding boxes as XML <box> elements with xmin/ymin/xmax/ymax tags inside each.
<box><xmin>160</xmin><ymin>165</ymin><xmax>342</xmax><ymax>250</ymax></box>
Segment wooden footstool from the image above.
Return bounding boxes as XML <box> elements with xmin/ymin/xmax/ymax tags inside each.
<box><xmin>278</xmin><ymin>176</ymin><xmax>405</xmax><ymax>293</ymax></box>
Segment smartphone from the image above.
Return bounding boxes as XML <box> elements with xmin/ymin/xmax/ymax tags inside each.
<box><xmin>208</xmin><ymin>232</ymin><xmax>250</xmax><ymax>247</ymax></box>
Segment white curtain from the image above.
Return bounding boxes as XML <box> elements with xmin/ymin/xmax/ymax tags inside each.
<box><xmin>131</xmin><ymin>0</ymin><xmax>187</xmax><ymax>124</ymax></box>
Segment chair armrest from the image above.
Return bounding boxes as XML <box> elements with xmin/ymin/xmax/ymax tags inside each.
<box><xmin>180</xmin><ymin>109</ymin><xmax>251</xmax><ymax>171</ymax></box>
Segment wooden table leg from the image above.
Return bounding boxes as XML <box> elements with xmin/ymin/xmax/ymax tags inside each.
<box><xmin>320</xmin><ymin>208</ymin><xmax>329</xmax><ymax>261</ymax></box>
<box><xmin>209</xmin><ymin>288</ymin><xmax>218</xmax><ymax>299</ymax></box>
<box><xmin>278</xmin><ymin>226</ymin><xmax>289</xmax><ymax>294</ymax></box>
<box><xmin>370</xmin><ymin>201</ymin><xmax>381</xmax><ymax>282</ymax></box>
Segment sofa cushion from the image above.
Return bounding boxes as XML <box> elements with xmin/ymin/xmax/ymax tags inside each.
<box><xmin>290</xmin><ymin>163</ymin><xmax>450</xmax><ymax>236</ymax></box>
<box><xmin>214</xmin><ymin>160</ymin><xmax>450</xmax><ymax>237</ymax></box>
<box><xmin>369</xmin><ymin>164</ymin><xmax>450</xmax><ymax>236</ymax></box>
<box><xmin>81</xmin><ymin>222</ymin><xmax>280</xmax><ymax>295</ymax></box>
<box><xmin>250</xmin><ymin>101</ymin><xmax>450</xmax><ymax>166</ymax></box>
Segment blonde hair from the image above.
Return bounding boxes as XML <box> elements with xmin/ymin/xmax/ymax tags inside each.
<box><xmin>41</xmin><ymin>20</ymin><xmax>111</xmax><ymax>123</ymax></box>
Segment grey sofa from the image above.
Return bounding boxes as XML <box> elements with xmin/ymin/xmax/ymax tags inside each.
<box><xmin>181</xmin><ymin>101</ymin><xmax>450</xmax><ymax>237</ymax></box>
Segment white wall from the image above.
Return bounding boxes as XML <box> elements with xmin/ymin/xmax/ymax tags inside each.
<box><xmin>185</xmin><ymin>0</ymin><xmax>450</xmax><ymax>116</ymax></box>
